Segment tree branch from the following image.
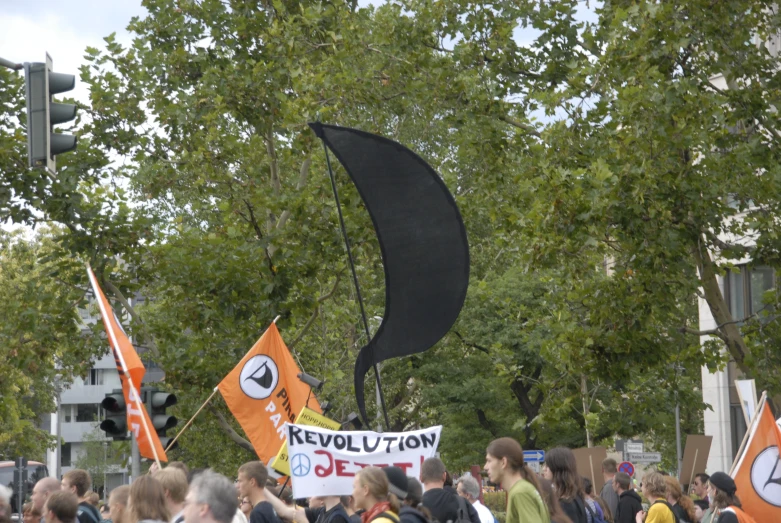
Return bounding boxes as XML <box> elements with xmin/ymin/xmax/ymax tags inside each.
<box><xmin>103</xmin><ymin>279</ymin><xmax>160</xmax><ymax>359</ymax></box>
<box><xmin>288</xmin><ymin>273</ymin><xmax>342</xmax><ymax>350</ymax></box>
<box><xmin>265</xmin><ymin>128</ymin><xmax>281</xmax><ymax>198</ymax></box>
<box><xmin>498</xmin><ymin>115</ymin><xmax>542</xmax><ymax>138</ymax></box>
<box><xmin>269</xmin><ymin>157</ymin><xmax>312</xmax><ymax>258</ymax></box>
<box><xmin>452</xmin><ymin>331</ymin><xmax>490</xmax><ymax>354</ymax></box>
<box><xmin>208</xmin><ymin>403</ymin><xmax>256</xmax><ymax>454</ymax></box>
<box><xmin>476</xmin><ymin>409</ymin><xmax>499</xmax><ymax>437</ymax></box>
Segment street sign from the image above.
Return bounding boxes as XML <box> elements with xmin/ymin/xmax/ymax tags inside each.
<box><xmin>627</xmin><ymin>452</ymin><xmax>662</xmax><ymax>463</ymax></box>
<box><xmin>618</xmin><ymin>461</ymin><xmax>635</xmax><ymax>476</ymax></box>
<box><xmin>526</xmin><ymin>461</ymin><xmax>541</xmax><ymax>473</ymax></box>
<box><xmin>626</xmin><ymin>441</ymin><xmax>644</xmax><ymax>454</ymax></box>
<box><xmin>523</xmin><ymin>450</ymin><xmax>545</xmax><ymax>463</ymax></box>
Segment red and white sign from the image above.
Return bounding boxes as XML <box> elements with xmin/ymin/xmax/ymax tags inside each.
<box><xmin>285</xmin><ymin>423</ymin><xmax>441</xmax><ymax>497</ymax></box>
<box><xmin>618</xmin><ymin>461</ymin><xmax>635</xmax><ymax>477</ymax></box>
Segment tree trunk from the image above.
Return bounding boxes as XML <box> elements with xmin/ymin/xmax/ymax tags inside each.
<box><xmin>692</xmin><ymin>238</ymin><xmax>752</xmax><ymax>375</ymax></box>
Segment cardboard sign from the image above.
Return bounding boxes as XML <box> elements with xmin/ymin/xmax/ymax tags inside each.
<box><xmin>572</xmin><ymin>446</ymin><xmax>608</xmax><ymax>494</ymax></box>
<box><xmin>285</xmin><ymin>423</ymin><xmax>441</xmax><ymax>497</ymax></box>
<box><xmin>271</xmin><ymin>407</ymin><xmax>341</xmax><ymax>475</ymax></box>
<box><xmin>679</xmin><ymin>435</ymin><xmax>712</xmax><ymax>488</ymax></box>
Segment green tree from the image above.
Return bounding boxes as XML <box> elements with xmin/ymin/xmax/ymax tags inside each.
<box><xmin>73</xmin><ymin>425</ymin><xmax>126</xmax><ymax>492</ymax></box>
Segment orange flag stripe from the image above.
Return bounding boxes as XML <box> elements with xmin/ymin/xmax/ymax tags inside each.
<box><xmin>731</xmin><ymin>397</ymin><xmax>781</xmax><ymax>521</ymax></box>
<box><xmin>218</xmin><ymin>323</ymin><xmax>320</xmax><ymax>464</ymax></box>
<box><xmin>86</xmin><ymin>266</ymin><xmax>168</xmax><ymax>463</ymax></box>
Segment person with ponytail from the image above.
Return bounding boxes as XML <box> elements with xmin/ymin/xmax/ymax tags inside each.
<box><xmin>664</xmin><ymin>477</ymin><xmax>695</xmax><ymax>523</ymax></box>
<box><xmin>484</xmin><ymin>437</ymin><xmax>549</xmax><ymax>523</ymax></box>
<box><xmin>352</xmin><ymin>467</ymin><xmax>400</xmax><ymax>523</ymax></box>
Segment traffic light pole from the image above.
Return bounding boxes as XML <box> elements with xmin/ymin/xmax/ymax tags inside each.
<box><xmin>0</xmin><ymin>56</ymin><xmax>23</xmax><ymax>70</ymax></box>
<box><xmin>131</xmin><ymin>432</ymin><xmax>141</xmax><ymax>480</ymax></box>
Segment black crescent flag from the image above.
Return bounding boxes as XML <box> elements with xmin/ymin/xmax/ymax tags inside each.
<box><xmin>310</xmin><ymin>123</ymin><xmax>470</xmax><ymax>426</ymax></box>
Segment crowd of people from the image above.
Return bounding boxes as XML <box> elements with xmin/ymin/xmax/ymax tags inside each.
<box><xmin>0</xmin><ymin>437</ymin><xmax>755</xmax><ymax>523</ymax></box>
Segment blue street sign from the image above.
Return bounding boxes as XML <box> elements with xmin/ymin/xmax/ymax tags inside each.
<box><xmin>523</xmin><ymin>450</ymin><xmax>545</xmax><ymax>462</ymax></box>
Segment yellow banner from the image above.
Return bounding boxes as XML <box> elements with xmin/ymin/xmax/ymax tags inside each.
<box><xmin>271</xmin><ymin>406</ymin><xmax>340</xmax><ymax>475</ymax></box>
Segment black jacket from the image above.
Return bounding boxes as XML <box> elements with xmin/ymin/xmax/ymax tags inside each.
<box><xmin>422</xmin><ymin>488</ymin><xmax>479</xmax><ymax>523</ymax></box>
<box><xmin>559</xmin><ymin>498</ymin><xmax>587</xmax><ymax>523</ymax></box>
<box><xmin>615</xmin><ymin>490</ymin><xmax>643</xmax><ymax>523</ymax></box>
<box><xmin>399</xmin><ymin>507</ymin><xmax>429</xmax><ymax>523</ymax></box>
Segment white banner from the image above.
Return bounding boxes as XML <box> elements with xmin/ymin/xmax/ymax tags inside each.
<box><xmin>735</xmin><ymin>379</ymin><xmax>758</xmax><ymax>427</ymax></box>
<box><xmin>284</xmin><ymin>423</ymin><xmax>442</xmax><ymax>498</ymax></box>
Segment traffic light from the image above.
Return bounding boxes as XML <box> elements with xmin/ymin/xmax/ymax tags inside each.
<box><xmin>144</xmin><ymin>388</ymin><xmax>178</xmax><ymax>449</ymax></box>
<box><xmin>24</xmin><ymin>53</ymin><xmax>77</xmax><ymax>174</ymax></box>
<box><xmin>100</xmin><ymin>389</ymin><xmax>129</xmax><ymax>440</ymax></box>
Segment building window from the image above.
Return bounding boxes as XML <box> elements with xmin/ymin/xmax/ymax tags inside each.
<box><xmin>88</xmin><ymin>369</ymin><xmax>103</xmax><ymax>386</ymax></box>
<box><xmin>62</xmin><ymin>443</ymin><xmax>72</xmax><ymax>467</ymax></box>
<box><xmin>76</xmin><ymin>404</ymin><xmax>101</xmax><ymax>422</ymax></box>
<box><xmin>723</xmin><ymin>265</ymin><xmax>775</xmax><ymax>322</ymax></box>
<box><xmin>63</xmin><ymin>405</ymin><xmax>72</xmax><ymax>423</ymax></box>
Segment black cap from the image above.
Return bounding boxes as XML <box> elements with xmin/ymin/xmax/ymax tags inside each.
<box><xmin>709</xmin><ymin>472</ymin><xmax>736</xmax><ymax>495</ymax></box>
<box><xmin>406</xmin><ymin>476</ymin><xmax>423</xmax><ymax>505</ymax></box>
<box><xmin>382</xmin><ymin>466</ymin><xmax>409</xmax><ymax>499</ymax></box>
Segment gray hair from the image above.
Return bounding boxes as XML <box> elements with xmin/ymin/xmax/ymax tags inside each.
<box><xmin>0</xmin><ymin>484</ymin><xmax>11</xmax><ymax>505</ymax></box>
<box><xmin>457</xmin><ymin>475</ymin><xmax>481</xmax><ymax>500</ymax></box>
<box><xmin>189</xmin><ymin>470</ymin><xmax>238</xmax><ymax>523</ymax></box>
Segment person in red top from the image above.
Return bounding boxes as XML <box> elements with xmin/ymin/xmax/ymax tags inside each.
<box><xmin>352</xmin><ymin>468</ymin><xmax>400</xmax><ymax>523</ymax></box>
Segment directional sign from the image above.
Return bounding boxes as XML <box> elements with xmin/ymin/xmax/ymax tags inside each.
<box><xmin>523</xmin><ymin>450</ymin><xmax>545</xmax><ymax>463</ymax></box>
<box><xmin>627</xmin><ymin>452</ymin><xmax>662</xmax><ymax>463</ymax></box>
<box><xmin>618</xmin><ymin>461</ymin><xmax>635</xmax><ymax>476</ymax></box>
<box><xmin>626</xmin><ymin>442</ymin><xmax>644</xmax><ymax>454</ymax></box>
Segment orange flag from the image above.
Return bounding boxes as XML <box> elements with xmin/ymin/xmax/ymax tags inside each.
<box><xmin>218</xmin><ymin>323</ymin><xmax>320</xmax><ymax>464</ymax></box>
<box><xmin>86</xmin><ymin>265</ymin><xmax>167</xmax><ymax>464</ymax></box>
<box><xmin>731</xmin><ymin>395</ymin><xmax>781</xmax><ymax>521</ymax></box>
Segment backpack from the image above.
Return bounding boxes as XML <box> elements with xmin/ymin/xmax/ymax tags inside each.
<box><xmin>371</xmin><ymin>512</ymin><xmax>401</xmax><ymax>523</ymax></box>
<box><xmin>581</xmin><ymin>499</ymin><xmax>606</xmax><ymax>523</ymax></box>
<box><xmin>450</xmin><ymin>496</ymin><xmax>472</xmax><ymax>523</ymax></box>
<box><xmin>720</xmin><ymin>506</ymin><xmax>757</xmax><ymax>523</ymax></box>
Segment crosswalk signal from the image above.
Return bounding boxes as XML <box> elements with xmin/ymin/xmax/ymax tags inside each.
<box><xmin>100</xmin><ymin>389</ymin><xmax>129</xmax><ymax>440</ymax></box>
<box><xmin>144</xmin><ymin>388</ymin><xmax>178</xmax><ymax>449</ymax></box>
<box><xmin>24</xmin><ymin>53</ymin><xmax>77</xmax><ymax>174</ymax></box>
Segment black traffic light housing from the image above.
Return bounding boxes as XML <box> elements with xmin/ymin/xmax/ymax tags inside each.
<box><xmin>24</xmin><ymin>53</ymin><xmax>77</xmax><ymax>174</ymax></box>
<box><xmin>100</xmin><ymin>389</ymin><xmax>129</xmax><ymax>440</ymax></box>
<box><xmin>143</xmin><ymin>387</ymin><xmax>178</xmax><ymax>450</ymax></box>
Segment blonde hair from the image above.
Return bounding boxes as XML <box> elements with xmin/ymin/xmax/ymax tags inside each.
<box><xmin>355</xmin><ymin>468</ymin><xmax>400</xmax><ymax>514</ymax></box>
<box><xmin>155</xmin><ymin>468</ymin><xmax>188</xmax><ymax>504</ymax></box>
<box><xmin>128</xmin><ymin>476</ymin><xmax>170</xmax><ymax>523</ymax></box>
<box><xmin>643</xmin><ymin>472</ymin><xmax>667</xmax><ymax>499</ymax></box>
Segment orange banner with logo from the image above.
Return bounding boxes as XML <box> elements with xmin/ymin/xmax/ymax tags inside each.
<box><xmin>731</xmin><ymin>396</ymin><xmax>781</xmax><ymax>521</ymax></box>
<box><xmin>86</xmin><ymin>266</ymin><xmax>167</xmax><ymax>463</ymax></box>
<box><xmin>218</xmin><ymin>323</ymin><xmax>320</xmax><ymax>464</ymax></box>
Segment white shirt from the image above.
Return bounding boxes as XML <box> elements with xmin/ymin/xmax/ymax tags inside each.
<box><xmin>472</xmin><ymin>500</ymin><xmax>494</xmax><ymax>523</ymax></box>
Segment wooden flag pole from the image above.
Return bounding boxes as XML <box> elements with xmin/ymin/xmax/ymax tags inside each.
<box><xmin>165</xmin><ymin>387</ymin><xmax>219</xmax><ymax>453</ymax></box>
<box><xmin>730</xmin><ymin>390</ymin><xmax>767</xmax><ymax>475</ymax></box>
<box><xmin>87</xmin><ymin>264</ymin><xmax>162</xmax><ymax>469</ymax></box>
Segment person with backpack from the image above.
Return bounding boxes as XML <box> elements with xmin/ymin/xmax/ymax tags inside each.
<box><xmin>664</xmin><ymin>477</ymin><xmax>695</xmax><ymax>523</ymax></box>
<box><xmin>634</xmin><ymin>473</ymin><xmax>674</xmax><ymax>523</ymax></box>
<box><xmin>352</xmin><ymin>467</ymin><xmax>400</xmax><ymax>523</ymax></box>
<box><xmin>420</xmin><ymin>458</ymin><xmax>478</xmax><ymax>523</ymax></box>
<box><xmin>581</xmin><ymin>477</ymin><xmax>609</xmax><ymax>523</ymax></box>
<box><xmin>706</xmin><ymin>472</ymin><xmax>756</xmax><ymax>523</ymax></box>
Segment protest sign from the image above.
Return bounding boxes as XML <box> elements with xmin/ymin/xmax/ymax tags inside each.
<box><xmin>285</xmin><ymin>423</ymin><xmax>442</xmax><ymax>497</ymax></box>
<box><xmin>271</xmin><ymin>407</ymin><xmax>341</xmax><ymax>476</ymax></box>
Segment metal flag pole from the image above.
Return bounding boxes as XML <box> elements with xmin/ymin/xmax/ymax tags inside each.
<box><xmin>321</xmin><ymin>141</ymin><xmax>391</xmax><ymax>431</ymax></box>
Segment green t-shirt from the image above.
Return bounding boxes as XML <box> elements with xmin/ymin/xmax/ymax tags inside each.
<box><xmin>506</xmin><ymin>479</ymin><xmax>549</xmax><ymax>523</ymax></box>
